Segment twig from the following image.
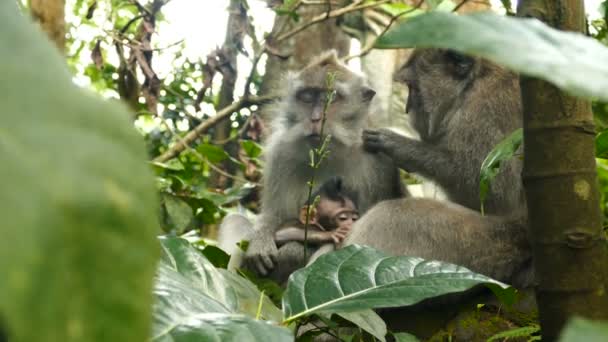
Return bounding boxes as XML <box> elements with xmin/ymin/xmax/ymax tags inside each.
<box><xmin>344</xmin><ymin>0</ymin><xmax>424</xmax><ymax>62</ymax></box>
<box><xmin>453</xmin><ymin>0</ymin><xmax>471</xmax><ymax>12</ymax></box>
<box><xmin>303</xmin><ymin>73</ymin><xmax>336</xmax><ymax>261</ymax></box>
<box><xmin>158</xmin><ymin>113</ymin><xmax>255</xmax><ymax>185</ymax></box>
<box><xmin>153</xmin><ymin>95</ymin><xmax>276</xmax><ymax>162</ymax></box>
<box><xmin>274</xmin><ymin>0</ymin><xmax>390</xmax><ymax>43</ymax></box>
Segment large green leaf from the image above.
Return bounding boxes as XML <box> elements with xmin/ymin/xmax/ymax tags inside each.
<box><xmin>0</xmin><ymin>2</ymin><xmax>159</xmax><ymax>341</ymax></box>
<box><xmin>376</xmin><ymin>11</ymin><xmax>608</xmax><ymax>101</ymax></box>
<box><xmin>158</xmin><ymin>237</ymin><xmax>283</xmax><ymax>322</ymax></box>
<box><xmin>558</xmin><ymin>317</ymin><xmax>608</xmax><ymax>342</ymax></box>
<box><xmin>152</xmin><ymin>264</ymin><xmax>292</xmax><ymax>342</ymax></box>
<box><xmin>479</xmin><ymin>128</ymin><xmax>523</xmax><ymax>214</ymax></box>
<box><xmin>282</xmin><ymin>245</ymin><xmax>505</xmax><ymax>322</ymax></box>
<box><xmin>596</xmin><ymin>130</ymin><xmax>608</xmax><ymax>158</ymax></box>
<box><xmin>336</xmin><ymin>310</ymin><xmax>387</xmax><ymax>342</ymax></box>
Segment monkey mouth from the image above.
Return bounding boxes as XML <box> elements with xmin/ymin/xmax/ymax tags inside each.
<box><xmin>306</xmin><ymin>133</ymin><xmax>323</xmax><ymax>143</ymax></box>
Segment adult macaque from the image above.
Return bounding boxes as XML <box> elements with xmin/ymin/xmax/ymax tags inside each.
<box><xmin>346</xmin><ymin>49</ymin><xmax>533</xmax><ymax>289</ymax></box>
<box><xmin>235</xmin><ymin>51</ymin><xmax>404</xmax><ymax>277</ymax></box>
<box><xmin>365</xmin><ymin>49</ymin><xmax>524</xmax><ymax>216</ymax></box>
<box><xmin>219</xmin><ymin>177</ymin><xmax>360</xmax><ymax>284</ymax></box>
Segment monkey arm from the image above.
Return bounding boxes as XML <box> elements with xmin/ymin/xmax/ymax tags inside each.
<box><xmin>363</xmin><ymin>129</ymin><xmax>461</xmax><ymax>186</ymax></box>
<box><xmin>274</xmin><ymin>227</ymin><xmax>333</xmax><ymax>247</ymax></box>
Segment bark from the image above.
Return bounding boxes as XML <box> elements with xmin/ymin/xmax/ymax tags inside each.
<box><xmin>518</xmin><ymin>1</ymin><xmax>608</xmax><ymax>340</ymax></box>
<box><xmin>29</xmin><ymin>0</ymin><xmax>65</xmax><ymax>52</ymax></box>
<box><xmin>209</xmin><ymin>0</ymin><xmax>242</xmax><ymax>188</ymax></box>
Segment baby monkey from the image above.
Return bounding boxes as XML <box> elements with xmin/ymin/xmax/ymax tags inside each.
<box><xmin>274</xmin><ymin>176</ymin><xmax>359</xmax><ymax>258</ymax></box>
<box><xmin>219</xmin><ymin>177</ymin><xmax>359</xmax><ymax>283</ymax></box>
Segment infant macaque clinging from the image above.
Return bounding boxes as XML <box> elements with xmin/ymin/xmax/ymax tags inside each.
<box><xmin>274</xmin><ymin>176</ymin><xmax>359</xmax><ymax>254</ymax></box>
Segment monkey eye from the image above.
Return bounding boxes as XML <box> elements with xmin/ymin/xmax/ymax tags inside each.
<box><xmin>296</xmin><ymin>88</ymin><xmax>318</xmax><ymax>104</ymax></box>
<box><xmin>444</xmin><ymin>50</ymin><xmax>469</xmax><ymax>64</ymax></box>
<box><xmin>337</xmin><ymin>213</ymin><xmax>350</xmax><ymax>221</ymax></box>
<box><xmin>444</xmin><ymin>50</ymin><xmax>473</xmax><ymax>77</ymax></box>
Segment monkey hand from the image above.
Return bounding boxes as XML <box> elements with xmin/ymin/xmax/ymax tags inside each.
<box><xmin>243</xmin><ymin>233</ymin><xmax>278</xmax><ymax>276</ymax></box>
<box><xmin>363</xmin><ymin>128</ymin><xmax>404</xmax><ymax>157</ymax></box>
<box><xmin>331</xmin><ymin>226</ymin><xmax>351</xmax><ymax>244</ymax></box>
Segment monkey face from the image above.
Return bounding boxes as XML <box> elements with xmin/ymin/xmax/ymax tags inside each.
<box><xmin>280</xmin><ymin>52</ymin><xmax>376</xmax><ymax>147</ymax></box>
<box><xmin>395</xmin><ymin>49</ymin><xmax>479</xmax><ymax>140</ymax></box>
<box><xmin>284</xmin><ymin>80</ymin><xmax>376</xmax><ymax>147</ymax></box>
<box><xmin>315</xmin><ymin>197</ymin><xmax>359</xmax><ymax>231</ymax></box>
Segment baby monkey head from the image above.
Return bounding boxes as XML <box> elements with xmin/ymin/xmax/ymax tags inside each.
<box><xmin>299</xmin><ymin>176</ymin><xmax>359</xmax><ymax>231</ymax></box>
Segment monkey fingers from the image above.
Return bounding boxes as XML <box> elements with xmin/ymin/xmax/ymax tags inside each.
<box><xmin>252</xmin><ymin>253</ymin><xmax>276</xmax><ymax>276</ymax></box>
<box><xmin>362</xmin><ymin>129</ymin><xmax>383</xmax><ymax>153</ymax></box>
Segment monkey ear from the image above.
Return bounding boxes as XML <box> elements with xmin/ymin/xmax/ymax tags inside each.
<box><xmin>299</xmin><ymin>205</ymin><xmax>317</xmax><ymax>225</ymax></box>
<box><xmin>361</xmin><ymin>87</ymin><xmax>376</xmax><ymax>102</ymax></box>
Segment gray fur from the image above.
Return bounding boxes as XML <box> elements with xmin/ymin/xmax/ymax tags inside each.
<box><xmin>344</xmin><ymin>198</ymin><xmax>534</xmax><ymax>287</ymax></box>
<box><xmin>348</xmin><ymin>49</ymin><xmax>533</xmax><ymax>289</ymax></box>
<box><xmin>220</xmin><ymin>51</ymin><xmax>405</xmax><ymax>278</ymax></box>
<box><xmin>366</xmin><ymin>49</ymin><xmax>525</xmax><ymax>216</ymax></box>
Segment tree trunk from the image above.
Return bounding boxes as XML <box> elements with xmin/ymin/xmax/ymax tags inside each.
<box><xmin>518</xmin><ymin>1</ymin><xmax>608</xmax><ymax>340</ymax></box>
<box><xmin>208</xmin><ymin>0</ymin><xmax>242</xmax><ymax>189</ymax></box>
<box><xmin>29</xmin><ymin>0</ymin><xmax>65</xmax><ymax>52</ymax></box>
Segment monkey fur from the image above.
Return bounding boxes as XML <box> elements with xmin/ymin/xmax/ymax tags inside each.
<box><xmin>218</xmin><ymin>52</ymin><xmax>404</xmax><ymax>278</ymax></box>
<box><xmin>365</xmin><ymin>48</ymin><xmax>525</xmax><ymax>216</ymax></box>
<box><xmin>347</xmin><ymin>49</ymin><xmax>533</xmax><ymax>288</ymax></box>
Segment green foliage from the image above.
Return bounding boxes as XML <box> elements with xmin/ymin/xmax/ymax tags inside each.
<box><xmin>282</xmin><ymin>245</ymin><xmax>507</xmax><ymax>322</ymax></box>
<box><xmin>558</xmin><ymin>317</ymin><xmax>608</xmax><ymax>342</ymax></box>
<box><xmin>479</xmin><ymin>128</ymin><xmax>523</xmax><ymax>215</ymax></box>
<box><xmin>153</xmin><ymin>238</ymin><xmax>519</xmax><ymax>341</ymax></box>
<box><xmin>0</xmin><ymin>2</ymin><xmax>160</xmax><ymax>341</ymax></box>
<box><xmin>392</xmin><ymin>332</ymin><xmax>421</xmax><ymax>342</ymax></box>
<box><xmin>488</xmin><ymin>324</ymin><xmax>540</xmax><ymax>341</ymax></box>
<box><xmin>154</xmin><ymin>237</ymin><xmax>290</xmax><ymax>341</ymax></box>
<box><xmin>376</xmin><ymin>11</ymin><xmax>608</xmax><ymax>101</ymax></box>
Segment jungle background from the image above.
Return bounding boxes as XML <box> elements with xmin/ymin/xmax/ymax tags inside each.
<box><xmin>2</xmin><ymin>0</ymin><xmax>608</xmax><ymax>341</ymax></box>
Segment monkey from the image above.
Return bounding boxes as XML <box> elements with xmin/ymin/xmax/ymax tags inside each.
<box><xmin>274</xmin><ymin>176</ymin><xmax>359</xmax><ymax>265</ymax></box>
<box><xmin>217</xmin><ymin>50</ymin><xmax>405</xmax><ymax>279</ymax></box>
<box><xmin>218</xmin><ymin>176</ymin><xmax>360</xmax><ymax>284</ymax></box>
<box><xmin>343</xmin><ymin>198</ymin><xmax>533</xmax><ymax>288</ymax></box>
<box><xmin>341</xmin><ymin>50</ymin><xmax>534</xmax><ymax>337</ymax></box>
<box><xmin>364</xmin><ymin>48</ymin><xmax>525</xmax><ymax>217</ymax></box>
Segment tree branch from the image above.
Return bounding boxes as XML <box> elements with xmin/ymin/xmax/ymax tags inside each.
<box><xmin>344</xmin><ymin>0</ymin><xmax>424</xmax><ymax>62</ymax></box>
<box><xmin>274</xmin><ymin>0</ymin><xmax>390</xmax><ymax>43</ymax></box>
<box><xmin>153</xmin><ymin>95</ymin><xmax>276</xmax><ymax>163</ymax></box>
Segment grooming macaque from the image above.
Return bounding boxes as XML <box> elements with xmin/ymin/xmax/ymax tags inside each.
<box><xmin>231</xmin><ymin>51</ymin><xmax>404</xmax><ymax>277</ymax></box>
<box><xmin>218</xmin><ymin>177</ymin><xmax>360</xmax><ymax>284</ymax></box>
<box><xmin>365</xmin><ymin>49</ymin><xmax>525</xmax><ymax>216</ymax></box>
<box><xmin>346</xmin><ymin>49</ymin><xmax>533</xmax><ymax>289</ymax></box>
<box><xmin>344</xmin><ymin>198</ymin><xmax>533</xmax><ymax>288</ymax></box>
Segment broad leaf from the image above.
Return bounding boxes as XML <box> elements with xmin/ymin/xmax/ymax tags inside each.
<box><xmin>159</xmin><ymin>237</ymin><xmax>282</xmax><ymax>321</ymax></box>
<box><xmin>596</xmin><ymin>130</ymin><xmax>608</xmax><ymax>158</ymax></box>
<box><xmin>337</xmin><ymin>310</ymin><xmax>387</xmax><ymax>342</ymax></box>
<box><xmin>161</xmin><ymin>193</ymin><xmax>194</xmax><ymax>233</ymax></box>
<box><xmin>393</xmin><ymin>332</ymin><xmax>421</xmax><ymax>342</ymax></box>
<box><xmin>479</xmin><ymin>128</ymin><xmax>523</xmax><ymax>214</ymax></box>
<box><xmin>376</xmin><ymin>12</ymin><xmax>608</xmax><ymax>101</ymax></box>
<box><xmin>241</xmin><ymin>140</ymin><xmax>263</xmax><ymax>159</ymax></box>
<box><xmin>0</xmin><ymin>2</ymin><xmax>160</xmax><ymax>341</ymax></box>
<box><xmin>488</xmin><ymin>325</ymin><xmax>540</xmax><ymax>341</ymax></box>
<box><xmin>558</xmin><ymin>317</ymin><xmax>608</xmax><ymax>342</ymax></box>
<box><xmin>152</xmin><ymin>264</ymin><xmax>292</xmax><ymax>342</ymax></box>
<box><xmin>198</xmin><ymin>143</ymin><xmax>230</xmax><ymax>163</ymax></box>
<box><xmin>283</xmin><ymin>245</ymin><xmax>505</xmax><ymax>322</ymax></box>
